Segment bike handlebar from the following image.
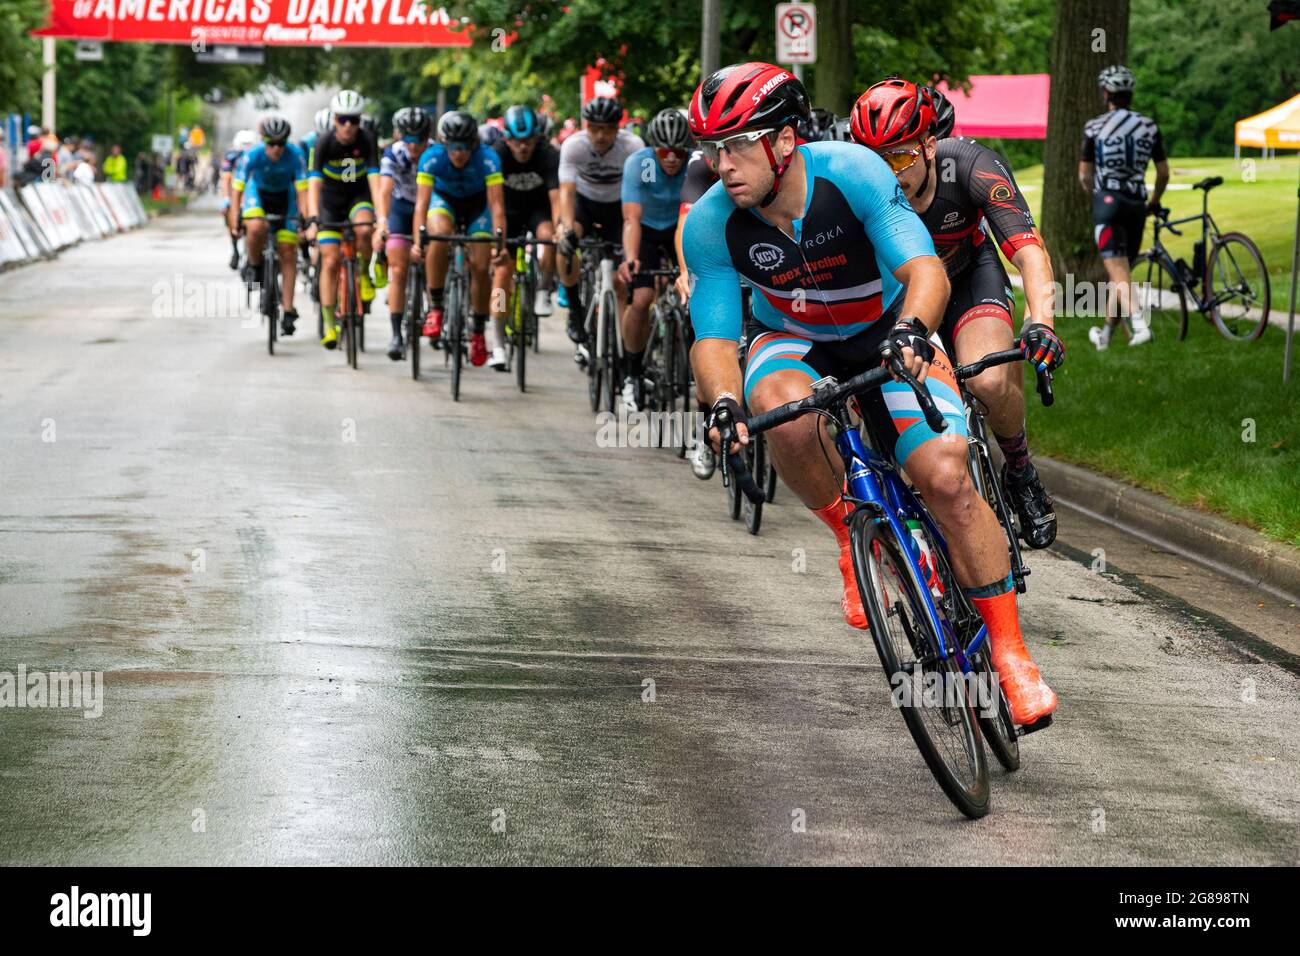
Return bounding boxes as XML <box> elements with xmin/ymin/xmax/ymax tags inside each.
<box><xmin>717</xmin><ymin>341</ymin><xmax>1056</xmax><ymax>504</ymax></box>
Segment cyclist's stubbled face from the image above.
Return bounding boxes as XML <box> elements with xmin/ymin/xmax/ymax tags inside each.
<box><xmin>717</xmin><ymin>127</ymin><xmax>793</xmax><ymax>210</ymax></box>
<box><xmin>657</xmin><ymin>150</ymin><xmax>685</xmax><ymax>177</ymax></box>
<box><xmin>333</xmin><ymin>116</ymin><xmax>359</xmax><ymax>145</ymax></box>
<box><xmin>586</xmin><ymin>121</ymin><xmax>618</xmax><ymax>153</ymax></box>
<box><xmin>506</xmin><ymin>137</ymin><xmax>537</xmax><ymax>163</ymax></box>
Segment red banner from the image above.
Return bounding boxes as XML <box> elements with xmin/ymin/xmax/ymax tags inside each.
<box><xmin>33</xmin><ymin>0</ymin><xmax>472</xmax><ymax>47</ymax></box>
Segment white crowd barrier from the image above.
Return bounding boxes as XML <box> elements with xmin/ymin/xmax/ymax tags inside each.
<box><xmin>0</xmin><ymin>181</ymin><xmax>147</xmax><ymax>269</ymax></box>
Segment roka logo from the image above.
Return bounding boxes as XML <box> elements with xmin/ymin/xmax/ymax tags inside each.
<box><xmin>748</xmin><ymin>242</ymin><xmax>785</xmax><ymax>271</ymax></box>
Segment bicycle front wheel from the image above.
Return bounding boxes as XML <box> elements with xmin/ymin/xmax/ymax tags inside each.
<box><xmin>1208</xmin><ymin>232</ymin><xmax>1270</xmax><ymax>342</ymax></box>
<box><xmin>850</xmin><ymin>512</ymin><xmax>990</xmax><ymax>819</ymax></box>
<box><xmin>406</xmin><ymin>269</ymin><xmax>423</xmax><ymax>381</ymax></box>
<box><xmin>1135</xmin><ymin>251</ymin><xmax>1187</xmax><ymax>341</ymax></box>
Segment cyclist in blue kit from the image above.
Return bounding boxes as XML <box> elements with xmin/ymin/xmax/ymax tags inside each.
<box><xmin>617</xmin><ymin>108</ymin><xmax>692</xmax><ymax>409</ymax></box>
<box><xmin>412</xmin><ymin>110</ymin><xmax>508</xmax><ymax>368</ymax></box>
<box><xmin>228</xmin><ymin>115</ymin><xmax>309</xmax><ymax>336</ymax></box>
<box><xmin>683</xmin><ymin>62</ymin><xmax>1056</xmax><ymax>728</ymax></box>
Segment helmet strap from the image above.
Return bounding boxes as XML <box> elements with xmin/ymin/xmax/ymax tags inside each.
<box><xmin>758</xmin><ymin>133</ymin><xmax>794</xmax><ymax>208</ymax></box>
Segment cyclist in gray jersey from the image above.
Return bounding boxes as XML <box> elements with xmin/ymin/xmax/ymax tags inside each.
<box><xmin>555</xmin><ymin>97</ymin><xmax>645</xmax><ymax>344</ymax></box>
<box><xmin>1079</xmin><ymin>65</ymin><xmax>1169</xmax><ymax>350</ymax></box>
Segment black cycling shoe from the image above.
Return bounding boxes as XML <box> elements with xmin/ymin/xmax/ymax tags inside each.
<box><xmin>387</xmin><ymin>333</ymin><xmax>404</xmax><ymax>361</ymax></box>
<box><xmin>1002</xmin><ymin>461</ymin><xmax>1057</xmax><ymax>549</ymax></box>
<box><xmin>281</xmin><ymin>310</ymin><xmax>297</xmax><ymax>337</ymax></box>
<box><xmin>566</xmin><ymin>314</ymin><xmax>587</xmax><ymax>345</ymax></box>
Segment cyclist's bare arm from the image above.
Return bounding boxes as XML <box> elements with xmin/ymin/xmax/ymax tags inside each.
<box><xmin>228</xmin><ymin>186</ymin><xmax>243</xmax><ymax>234</ymax></box>
<box><xmin>693</xmin><ymin>338</ymin><xmax>747</xmax><ymax>445</ymax></box>
<box><xmin>548</xmin><ymin>187</ymin><xmax>561</xmax><ymax>225</ymax></box>
<box><xmin>1011</xmin><ymin>243</ymin><xmax>1056</xmax><ymax>326</ymax></box>
<box><xmin>621</xmin><ymin>202</ymin><xmax>643</xmax><ymax>278</ymax></box>
<box><xmin>488</xmin><ymin>183</ymin><xmax>508</xmax><ymax>262</ymax></box>
<box><xmin>375</xmin><ymin>175</ymin><xmax>394</xmax><ymax>231</ymax></box>
<box><xmin>1078</xmin><ymin>161</ymin><xmax>1095</xmax><ymax>195</ymax></box>
<box><xmin>673</xmin><ymin>208</ymin><xmax>691</xmax><ymax>302</ymax></box>
<box><xmin>892</xmin><ymin>255</ymin><xmax>951</xmax><ymax>382</ymax></box>
<box><xmin>558</xmin><ymin>182</ymin><xmax>576</xmax><ymax>234</ymax></box>
<box><xmin>1150</xmin><ymin>159</ymin><xmax>1170</xmax><ymax>208</ymax></box>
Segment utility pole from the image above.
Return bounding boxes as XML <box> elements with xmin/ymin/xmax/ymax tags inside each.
<box><xmin>701</xmin><ymin>0</ymin><xmax>720</xmax><ymax>78</ymax></box>
<box><xmin>42</xmin><ymin>38</ymin><xmax>56</xmax><ymax>134</ymax></box>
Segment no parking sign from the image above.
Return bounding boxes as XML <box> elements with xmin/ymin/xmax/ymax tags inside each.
<box><xmin>775</xmin><ymin>3</ymin><xmax>817</xmax><ymax>64</ymax></box>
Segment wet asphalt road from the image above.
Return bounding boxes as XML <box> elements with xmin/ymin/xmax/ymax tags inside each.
<box><xmin>1</xmin><ymin>208</ymin><xmax>1298</xmax><ymax>865</ymax></box>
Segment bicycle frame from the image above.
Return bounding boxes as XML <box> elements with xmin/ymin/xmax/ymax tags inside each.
<box><xmin>836</xmin><ymin>421</ymin><xmax>987</xmax><ymax>674</ymax></box>
<box><xmin>1148</xmin><ymin>188</ymin><xmax>1224</xmax><ymax>315</ymax></box>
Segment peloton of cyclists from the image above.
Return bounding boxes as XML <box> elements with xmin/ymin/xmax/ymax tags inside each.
<box><xmin>683</xmin><ymin>61</ymin><xmax>1056</xmax><ymax>728</ymax></box>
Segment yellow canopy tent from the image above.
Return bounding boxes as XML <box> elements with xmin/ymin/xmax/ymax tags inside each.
<box><xmin>1237</xmin><ymin>93</ymin><xmax>1300</xmax><ymax>381</ymax></box>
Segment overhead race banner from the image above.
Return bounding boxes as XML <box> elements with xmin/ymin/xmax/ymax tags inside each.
<box><xmin>33</xmin><ymin>0</ymin><xmax>472</xmax><ymax>47</ymax></box>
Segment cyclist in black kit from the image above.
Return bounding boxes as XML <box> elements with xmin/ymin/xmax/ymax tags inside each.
<box><xmin>1079</xmin><ymin>65</ymin><xmax>1169</xmax><ymax>350</ymax></box>
<box><xmin>851</xmin><ymin>77</ymin><xmax>1064</xmax><ymax>549</ymax></box>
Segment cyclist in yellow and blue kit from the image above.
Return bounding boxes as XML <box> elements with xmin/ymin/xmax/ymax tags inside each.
<box><xmin>228</xmin><ymin>115</ymin><xmax>309</xmax><ymax>336</ymax></box>
<box><xmin>412</xmin><ymin>110</ymin><xmax>508</xmax><ymax>368</ymax></box>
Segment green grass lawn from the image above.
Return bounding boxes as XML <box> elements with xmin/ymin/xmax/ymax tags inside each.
<box><xmin>1022</xmin><ymin>311</ymin><xmax>1300</xmax><ymax>547</ymax></box>
<box><xmin>1014</xmin><ymin>154</ymin><xmax>1299</xmax><ymax>310</ymax></box>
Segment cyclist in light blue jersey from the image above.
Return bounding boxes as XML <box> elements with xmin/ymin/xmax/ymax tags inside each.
<box><xmin>617</xmin><ymin>108</ymin><xmax>692</xmax><ymax>410</ymax></box>
<box><xmin>229</xmin><ymin>115</ymin><xmax>309</xmax><ymax>336</ymax></box>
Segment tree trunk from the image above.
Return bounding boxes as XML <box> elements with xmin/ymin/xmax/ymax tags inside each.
<box><xmin>1042</xmin><ymin>0</ymin><xmax>1129</xmax><ymax>283</ymax></box>
<box><xmin>812</xmin><ymin>0</ymin><xmax>854</xmax><ymax>115</ymax></box>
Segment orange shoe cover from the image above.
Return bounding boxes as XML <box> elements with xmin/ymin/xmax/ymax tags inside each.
<box><xmin>812</xmin><ymin>496</ymin><xmax>868</xmax><ymax>630</ymax></box>
<box><xmin>972</xmin><ymin>587</ymin><xmax>1057</xmax><ymax>726</ymax></box>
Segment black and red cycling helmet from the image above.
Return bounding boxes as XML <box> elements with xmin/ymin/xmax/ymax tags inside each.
<box><xmin>849</xmin><ymin>78</ymin><xmax>935</xmax><ymax>149</ymax></box>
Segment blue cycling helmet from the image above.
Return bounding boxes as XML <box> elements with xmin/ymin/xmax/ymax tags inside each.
<box><xmin>503</xmin><ymin>105</ymin><xmax>540</xmax><ymax>140</ymax></box>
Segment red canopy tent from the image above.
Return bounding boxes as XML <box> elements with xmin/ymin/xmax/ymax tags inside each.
<box><xmin>937</xmin><ymin>74</ymin><xmax>1051</xmax><ymax>140</ymax></box>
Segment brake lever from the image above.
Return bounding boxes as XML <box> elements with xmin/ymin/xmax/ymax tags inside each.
<box><xmin>712</xmin><ymin>406</ymin><xmax>765</xmax><ymax>504</ymax></box>
<box><xmin>882</xmin><ymin>348</ymin><xmax>947</xmax><ymax>434</ymax></box>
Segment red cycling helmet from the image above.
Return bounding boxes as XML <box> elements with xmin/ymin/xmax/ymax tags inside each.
<box><xmin>688</xmin><ymin>61</ymin><xmax>811</xmax><ymax>138</ymax></box>
<box><xmin>689</xmin><ymin>62</ymin><xmax>811</xmax><ymax>206</ymax></box>
<box><xmin>849</xmin><ymin>78</ymin><xmax>935</xmax><ymax>149</ymax></box>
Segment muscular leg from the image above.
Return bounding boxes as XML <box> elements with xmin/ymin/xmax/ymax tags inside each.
<box><xmin>278</xmin><ymin>238</ymin><xmax>296</xmax><ymax>312</ymax></box>
<box><xmin>386</xmin><ymin>243</ymin><xmax>410</xmax><ymax>317</ymax></box>
<box><xmin>245</xmin><ymin>218</ymin><xmax>267</xmax><ymax>267</ymax></box>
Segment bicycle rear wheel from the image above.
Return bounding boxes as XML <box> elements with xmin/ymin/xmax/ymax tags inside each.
<box><xmin>263</xmin><ymin>254</ymin><xmax>279</xmax><ymax>356</ymax></box>
<box><xmin>850</xmin><ymin>512</ymin><xmax>990</xmax><ymax>818</ymax></box>
<box><xmin>671</xmin><ymin>316</ymin><xmax>692</xmax><ymax>459</ymax></box>
<box><xmin>1208</xmin><ymin>232</ymin><xmax>1270</xmax><ymax>342</ymax></box>
<box><xmin>1135</xmin><ymin>251</ymin><xmax>1187</xmax><ymax>341</ymax></box>
<box><xmin>515</xmin><ymin>280</ymin><xmax>531</xmax><ymax>393</ymax></box>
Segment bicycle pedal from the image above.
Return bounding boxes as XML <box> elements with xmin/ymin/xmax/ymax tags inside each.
<box><xmin>1016</xmin><ymin>714</ymin><xmax>1053</xmax><ymax>737</ymax></box>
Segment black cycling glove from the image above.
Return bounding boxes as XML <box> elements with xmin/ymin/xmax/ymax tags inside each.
<box><xmin>1020</xmin><ymin>322</ymin><xmax>1065</xmax><ymax>372</ymax></box>
<box><xmin>705</xmin><ymin>394</ymin><xmax>747</xmax><ymax>448</ymax></box>
<box><xmin>881</xmin><ymin>317</ymin><xmax>935</xmax><ymax>365</ymax></box>
<box><xmin>557</xmin><ymin>231</ymin><xmax>577</xmax><ymax>259</ymax></box>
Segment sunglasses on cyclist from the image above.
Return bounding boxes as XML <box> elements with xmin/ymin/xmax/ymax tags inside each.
<box><xmin>264</xmin><ymin>139</ymin><xmax>287</xmax><ymax>148</ymax></box>
<box><xmin>697</xmin><ymin>128</ymin><xmax>774</xmax><ymax>164</ymax></box>
<box><xmin>879</xmin><ymin>145</ymin><xmax>924</xmax><ymax>173</ymax></box>
<box><xmin>401</xmin><ymin>134</ymin><xmax>422</xmax><ymax>144</ymax></box>
<box><xmin>445</xmin><ymin>140</ymin><xmax>474</xmax><ymax>153</ymax></box>
<box><xmin>655</xmin><ymin>147</ymin><xmax>687</xmax><ymax>161</ymax></box>
<box><xmin>335</xmin><ymin>115</ymin><xmax>360</xmax><ymax>126</ymax></box>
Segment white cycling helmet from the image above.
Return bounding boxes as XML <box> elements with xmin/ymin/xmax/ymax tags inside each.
<box><xmin>1098</xmin><ymin>65</ymin><xmax>1136</xmax><ymax>94</ymax></box>
<box><xmin>314</xmin><ymin>107</ymin><xmax>332</xmax><ymax>134</ymax></box>
<box><xmin>233</xmin><ymin>129</ymin><xmax>257</xmax><ymax>151</ymax></box>
<box><xmin>330</xmin><ymin>89</ymin><xmax>366</xmax><ymax>117</ymax></box>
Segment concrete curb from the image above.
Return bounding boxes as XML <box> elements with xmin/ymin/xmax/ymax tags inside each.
<box><xmin>1035</xmin><ymin>456</ymin><xmax>1300</xmax><ymax>606</ymax></box>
